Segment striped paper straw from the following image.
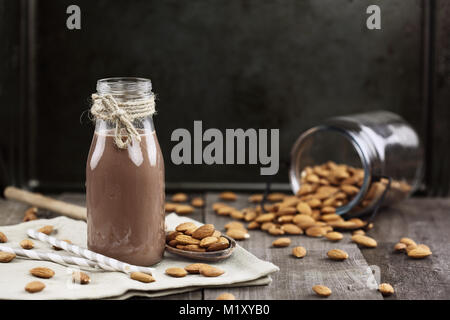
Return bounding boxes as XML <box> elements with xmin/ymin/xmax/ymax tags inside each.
<box><xmin>27</xmin><ymin>229</ymin><xmax>155</xmax><ymax>275</ymax></box>
<box><xmin>0</xmin><ymin>245</ymin><xmax>114</xmax><ymax>271</ymax></box>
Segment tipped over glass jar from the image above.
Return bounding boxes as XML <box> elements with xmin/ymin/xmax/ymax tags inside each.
<box><xmin>289</xmin><ymin>110</ymin><xmax>423</xmax><ymax>218</ymax></box>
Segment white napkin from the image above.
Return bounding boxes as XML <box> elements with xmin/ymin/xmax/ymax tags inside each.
<box><xmin>0</xmin><ymin>214</ymin><xmax>279</xmax><ymax>299</ymax></box>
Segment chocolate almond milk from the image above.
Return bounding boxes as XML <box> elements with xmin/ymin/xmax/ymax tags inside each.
<box><xmin>86</xmin><ymin>129</ymin><xmax>165</xmax><ymax>266</ymax></box>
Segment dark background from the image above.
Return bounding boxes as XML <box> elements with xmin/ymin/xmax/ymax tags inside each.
<box><xmin>0</xmin><ymin>0</ymin><xmax>448</xmax><ymax>194</ymax></box>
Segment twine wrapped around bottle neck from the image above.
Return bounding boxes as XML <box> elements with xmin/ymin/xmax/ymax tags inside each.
<box><xmin>90</xmin><ymin>93</ymin><xmax>156</xmax><ymax>149</ymax></box>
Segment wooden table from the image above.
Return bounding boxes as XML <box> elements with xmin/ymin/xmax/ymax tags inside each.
<box><xmin>1</xmin><ymin>193</ymin><xmax>449</xmax><ymax>300</ymax></box>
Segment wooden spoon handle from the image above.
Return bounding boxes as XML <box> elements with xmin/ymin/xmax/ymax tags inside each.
<box><xmin>3</xmin><ymin>186</ymin><xmax>87</xmax><ymax>221</ymax></box>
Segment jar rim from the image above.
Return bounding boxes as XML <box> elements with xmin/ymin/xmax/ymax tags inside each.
<box><xmin>96</xmin><ymin>77</ymin><xmax>153</xmax><ymax>98</ymax></box>
<box><xmin>289</xmin><ymin>125</ymin><xmax>371</xmax><ymax>216</ymax></box>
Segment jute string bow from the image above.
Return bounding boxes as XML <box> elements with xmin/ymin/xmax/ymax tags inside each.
<box><xmin>90</xmin><ymin>93</ymin><xmax>156</xmax><ymax>149</ymax></box>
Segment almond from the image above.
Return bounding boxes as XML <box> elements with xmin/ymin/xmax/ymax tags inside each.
<box><xmin>352</xmin><ymin>229</ymin><xmax>365</xmax><ymax>236</ymax></box>
<box><xmin>277</xmin><ymin>207</ymin><xmax>297</xmax><ymax>216</ymax></box>
<box><xmin>321</xmin><ymin>214</ymin><xmax>341</xmax><ymax>222</ymax></box>
<box><xmin>278</xmin><ymin>215</ymin><xmax>294</xmax><ymax>223</ymax></box>
<box><xmin>23</xmin><ymin>207</ymin><xmax>38</xmax><ymax>222</ymax></box>
<box><xmin>325</xmin><ymin>232</ymin><xmax>343</xmax><ymax>241</ymax></box>
<box><xmin>230</xmin><ymin>210</ymin><xmax>245</xmax><ymax>220</ymax></box>
<box><xmin>191</xmin><ymin>197</ymin><xmax>204</xmax><ymax>207</ymax></box>
<box><xmin>268</xmin><ymin>227</ymin><xmax>285</xmax><ymax>235</ymax></box>
<box><xmin>73</xmin><ymin>271</ymin><xmax>91</xmax><ymax>284</ymax></box>
<box><xmin>255</xmin><ymin>213</ymin><xmax>276</xmax><ymax>223</ymax></box>
<box><xmin>218</xmin><ymin>236</ymin><xmax>229</xmax><ymax>245</ymax></box>
<box><xmin>281</xmin><ymin>224</ymin><xmax>303</xmax><ymax>235</ymax></box>
<box><xmin>267</xmin><ymin>192</ymin><xmax>285</xmax><ymax>202</ymax></box>
<box><xmin>200</xmin><ymin>236</ymin><xmax>218</xmax><ymax>248</ymax></box>
<box><xmin>219</xmin><ymin>191</ymin><xmax>237</xmax><ymax>201</ymax></box>
<box><xmin>226</xmin><ymin>228</ymin><xmax>249</xmax><ymax>240</ymax></box>
<box><xmin>172</xmin><ymin>193</ymin><xmax>188</xmax><ymax>202</ymax></box>
<box><xmin>25</xmin><ymin>281</ymin><xmax>45</xmax><ymax>293</ymax></box>
<box><xmin>130</xmin><ymin>271</ymin><xmax>155</xmax><ymax>283</ymax></box>
<box><xmin>248</xmin><ymin>194</ymin><xmax>263</xmax><ymax>203</ymax></box>
<box><xmin>394</xmin><ymin>242</ymin><xmax>407</xmax><ymax>252</ymax></box>
<box><xmin>165</xmin><ymin>267</ymin><xmax>188</xmax><ymax>277</ymax></box>
<box><xmin>351</xmin><ymin>235</ymin><xmax>377</xmax><ymax>248</ymax></box>
<box><xmin>293</xmin><ymin>215</ymin><xmax>316</xmax><ymax>229</ymax></box>
<box><xmin>329</xmin><ymin>220</ymin><xmax>358</xmax><ymax>230</ymax></box>
<box><xmin>37</xmin><ymin>225</ymin><xmax>53</xmax><ymax>235</ymax></box>
<box><xmin>217</xmin><ymin>206</ymin><xmax>233</xmax><ymax>216</ymax></box>
<box><xmin>20</xmin><ymin>239</ymin><xmax>34</xmax><ymax>250</ymax></box>
<box><xmin>0</xmin><ymin>232</ymin><xmax>7</xmax><ymax>243</ymax></box>
<box><xmin>207</xmin><ymin>242</ymin><xmax>229</xmax><ymax>251</ymax></box>
<box><xmin>243</xmin><ymin>209</ymin><xmax>257</xmax><ymax>222</ymax></box>
<box><xmin>306</xmin><ymin>174</ymin><xmax>320</xmax><ymax>183</ymax></box>
<box><xmin>216</xmin><ymin>293</ymin><xmax>236</xmax><ymax>300</ymax></box>
<box><xmin>165</xmin><ymin>202</ymin><xmax>177</xmax><ymax>212</ymax></box>
<box><xmin>175</xmin><ymin>222</ymin><xmax>197</xmax><ymax>233</ymax></box>
<box><xmin>212</xmin><ymin>230</ymin><xmax>222</xmax><ymax>237</ymax></box>
<box><xmin>307</xmin><ymin>198</ymin><xmax>322</xmax><ymax>209</ymax></box>
<box><xmin>175</xmin><ymin>234</ymin><xmax>201</xmax><ymax>245</ymax></box>
<box><xmin>184</xmin><ymin>244</ymin><xmax>206</xmax><ymax>252</ymax></box>
<box><xmin>175</xmin><ymin>205</ymin><xmax>195</xmax><ymax>215</ymax></box>
<box><xmin>292</xmin><ymin>246</ymin><xmax>307</xmax><ymax>258</ymax></box>
<box><xmin>224</xmin><ymin>221</ymin><xmax>245</xmax><ymax>230</ymax></box>
<box><xmin>184</xmin><ymin>263</ymin><xmax>209</xmax><ymax>274</ymax></box>
<box><xmin>261</xmin><ymin>222</ymin><xmax>276</xmax><ymax>231</ymax></box>
<box><xmin>297</xmin><ymin>184</ymin><xmax>315</xmax><ymax>196</ymax></box>
<box><xmin>166</xmin><ymin>231</ymin><xmax>182</xmax><ymax>242</ymax></box>
<box><xmin>312</xmin><ymin>285</ymin><xmax>332</xmax><ymax>297</ymax></box>
<box><xmin>184</xmin><ymin>226</ymin><xmax>198</xmax><ymax>236</ymax></box>
<box><xmin>30</xmin><ymin>267</ymin><xmax>55</xmax><ymax>279</ymax></box>
<box><xmin>272</xmin><ymin>237</ymin><xmax>291</xmax><ymax>247</ymax></box>
<box><xmin>296</xmin><ymin>202</ymin><xmax>312</xmax><ymax>215</ymax></box>
<box><xmin>0</xmin><ymin>252</ymin><xmax>16</xmax><ymax>263</ymax></box>
<box><xmin>199</xmin><ymin>265</ymin><xmax>225</xmax><ymax>277</ymax></box>
<box><xmin>348</xmin><ymin>218</ymin><xmax>366</xmax><ymax>228</ymax></box>
<box><xmin>378</xmin><ymin>283</ymin><xmax>394</xmax><ymax>296</ymax></box>
<box><xmin>192</xmin><ymin>224</ymin><xmax>215</xmax><ymax>239</ymax></box>
<box><xmin>247</xmin><ymin>221</ymin><xmax>260</xmax><ymax>230</ymax></box>
<box><xmin>321</xmin><ymin>206</ymin><xmax>336</xmax><ymax>214</ymax></box>
<box><xmin>341</xmin><ymin>184</ymin><xmax>360</xmax><ymax>196</ymax></box>
<box><xmin>168</xmin><ymin>239</ymin><xmax>178</xmax><ymax>247</ymax></box>
<box><xmin>400</xmin><ymin>237</ymin><xmax>416</xmax><ymax>246</ymax></box>
<box><xmin>212</xmin><ymin>202</ymin><xmax>227</xmax><ymax>211</ymax></box>
<box><xmin>407</xmin><ymin>246</ymin><xmax>432</xmax><ymax>259</ymax></box>
<box><xmin>305</xmin><ymin>226</ymin><xmax>326</xmax><ymax>237</ymax></box>
<box><xmin>327</xmin><ymin>249</ymin><xmax>349</xmax><ymax>261</ymax></box>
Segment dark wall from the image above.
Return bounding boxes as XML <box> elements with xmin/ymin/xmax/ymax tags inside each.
<box><xmin>0</xmin><ymin>0</ymin><xmax>20</xmax><ymax>188</ymax></box>
<box><xmin>1</xmin><ymin>0</ymin><xmax>448</xmax><ymax>193</ymax></box>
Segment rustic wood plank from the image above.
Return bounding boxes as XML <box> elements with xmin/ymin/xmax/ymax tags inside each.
<box><xmin>202</xmin><ymin>192</ymin><xmax>383</xmax><ymax>300</ymax></box>
<box><xmin>0</xmin><ymin>198</ymin><xmax>29</xmax><ymax>226</ymax></box>
<box><xmin>360</xmin><ymin>198</ymin><xmax>450</xmax><ymax>300</ymax></box>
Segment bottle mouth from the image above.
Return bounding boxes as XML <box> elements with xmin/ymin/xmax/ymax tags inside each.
<box><xmin>96</xmin><ymin>77</ymin><xmax>153</xmax><ymax>99</ymax></box>
<box><xmin>289</xmin><ymin>125</ymin><xmax>371</xmax><ymax>216</ymax></box>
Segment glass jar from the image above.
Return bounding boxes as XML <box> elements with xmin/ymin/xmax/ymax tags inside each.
<box><xmin>289</xmin><ymin>110</ymin><xmax>423</xmax><ymax>217</ymax></box>
<box><xmin>86</xmin><ymin>77</ymin><xmax>165</xmax><ymax>266</ymax></box>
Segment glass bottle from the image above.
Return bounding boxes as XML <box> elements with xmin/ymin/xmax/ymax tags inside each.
<box><xmin>86</xmin><ymin>77</ymin><xmax>165</xmax><ymax>266</ymax></box>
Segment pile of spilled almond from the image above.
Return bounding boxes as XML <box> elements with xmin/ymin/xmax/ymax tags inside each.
<box><xmin>166</xmin><ymin>222</ymin><xmax>230</xmax><ymax>252</ymax></box>
<box><xmin>211</xmin><ymin>163</ymin><xmax>376</xmax><ymax>240</ymax></box>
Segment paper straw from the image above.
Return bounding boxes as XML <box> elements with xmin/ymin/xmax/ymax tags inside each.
<box><xmin>0</xmin><ymin>245</ymin><xmax>114</xmax><ymax>271</ymax></box>
<box><xmin>27</xmin><ymin>229</ymin><xmax>155</xmax><ymax>274</ymax></box>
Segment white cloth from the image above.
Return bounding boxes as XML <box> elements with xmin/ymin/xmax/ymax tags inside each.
<box><xmin>0</xmin><ymin>214</ymin><xmax>278</xmax><ymax>299</ymax></box>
